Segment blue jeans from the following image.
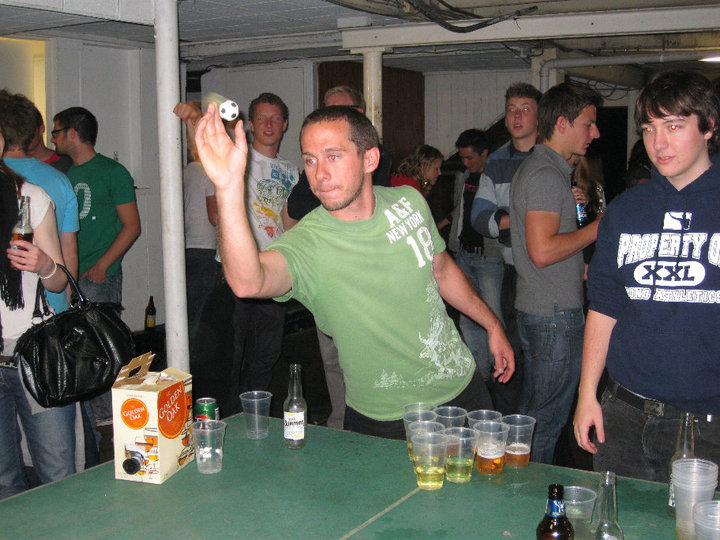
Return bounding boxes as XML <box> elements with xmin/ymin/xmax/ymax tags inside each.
<box><xmin>456</xmin><ymin>250</ymin><xmax>504</xmax><ymax>380</ymax></box>
<box><xmin>517</xmin><ymin>306</ymin><xmax>584</xmax><ymax>464</ymax></box>
<box><xmin>594</xmin><ymin>388</ymin><xmax>720</xmax><ymax>482</ymax></box>
<box><xmin>79</xmin><ymin>274</ymin><xmax>122</xmax><ymax>424</ymax></box>
<box><xmin>0</xmin><ymin>366</ymin><xmax>76</xmax><ymax>499</ymax></box>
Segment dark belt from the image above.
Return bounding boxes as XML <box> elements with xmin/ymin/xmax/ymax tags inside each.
<box><xmin>0</xmin><ymin>355</ymin><xmax>17</xmax><ymax>369</ymax></box>
<box><xmin>460</xmin><ymin>245</ymin><xmax>482</xmax><ymax>255</ymax></box>
<box><xmin>607</xmin><ymin>377</ymin><xmax>715</xmax><ymax>422</ymax></box>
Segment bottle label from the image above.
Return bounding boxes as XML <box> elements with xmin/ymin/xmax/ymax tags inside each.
<box><xmin>284</xmin><ymin>412</ymin><xmax>305</xmax><ymax>440</ymax></box>
<box><xmin>546</xmin><ymin>499</ymin><xmax>565</xmax><ymax>518</ymax></box>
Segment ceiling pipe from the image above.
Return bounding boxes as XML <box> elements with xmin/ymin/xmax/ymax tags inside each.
<box><xmin>539</xmin><ymin>50</ymin><xmax>720</xmax><ymax>91</ymax></box>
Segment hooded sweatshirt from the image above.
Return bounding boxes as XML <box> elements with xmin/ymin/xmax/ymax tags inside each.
<box><xmin>588</xmin><ymin>156</ymin><xmax>720</xmax><ymax>415</ymax></box>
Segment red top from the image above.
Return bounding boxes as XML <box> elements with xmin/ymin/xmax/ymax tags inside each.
<box><xmin>390</xmin><ymin>173</ymin><xmax>423</xmax><ymax>195</ymax></box>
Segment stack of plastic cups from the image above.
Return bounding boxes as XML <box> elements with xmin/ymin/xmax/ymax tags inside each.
<box><xmin>694</xmin><ymin>501</ymin><xmax>720</xmax><ymax>540</ymax></box>
<box><xmin>672</xmin><ymin>458</ymin><xmax>719</xmax><ymax>540</ymax></box>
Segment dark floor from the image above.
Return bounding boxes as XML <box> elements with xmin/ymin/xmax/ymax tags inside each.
<box><xmin>111</xmin><ymin>284</ymin><xmax>593</xmax><ymax>471</ymax></box>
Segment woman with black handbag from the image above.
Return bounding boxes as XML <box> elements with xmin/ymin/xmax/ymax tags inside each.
<box><xmin>0</xmin><ymin>125</ymin><xmax>76</xmax><ymax>499</ymax></box>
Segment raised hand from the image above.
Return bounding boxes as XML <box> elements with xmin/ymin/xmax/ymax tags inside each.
<box><xmin>195</xmin><ymin>103</ymin><xmax>249</xmax><ymax>191</ymax></box>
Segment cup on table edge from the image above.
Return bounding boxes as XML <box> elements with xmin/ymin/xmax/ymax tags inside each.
<box><xmin>443</xmin><ymin>427</ymin><xmax>476</xmax><ymax>483</ymax></box>
<box><xmin>411</xmin><ymin>431</ymin><xmax>448</xmax><ymax>491</ymax></box>
<box><xmin>563</xmin><ymin>485</ymin><xmax>597</xmax><ymax>535</ymax></box>
<box><xmin>473</xmin><ymin>420</ymin><xmax>510</xmax><ymax>476</ymax></box>
<box><xmin>239</xmin><ymin>390</ymin><xmax>272</xmax><ymax>439</ymax></box>
<box><xmin>406</xmin><ymin>420</ymin><xmax>444</xmax><ymax>462</ymax></box>
<box><xmin>191</xmin><ymin>419</ymin><xmax>227</xmax><ymax>474</ymax></box>
<box><xmin>433</xmin><ymin>406</ymin><xmax>467</xmax><ymax>428</ymax></box>
<box><xmin>694</xmin><ymin>500</ymin><xmax>720</xmax><ymax>540</ymax></box>
<box><xmin>467</xmin><ymin>409</ymin><xmax>502</xmax><ymax>425</ymax></box>
<box><xmin>500</xmin><ymin>414</ymin><xmax>536</xmax><ymax>468</ymax></box>
<box><xmin>672</xmin><ymin>458</ymin><xmax>719</xmax><ymax>540</ymax></box>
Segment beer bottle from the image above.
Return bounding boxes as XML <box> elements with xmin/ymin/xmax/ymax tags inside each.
<box><xmin>11</xmin><ymin>196</ymin><xmax>33</xmax><ymax>246</ymax></box>
<box><xmin>595</xmin><ymin>471</ymin><xmax>624</xmax><ymax>540</ymax></box>
<box><xmin>667</xmin><ymin>412</ymin><xmax>695</xmax><ymax>517</ymax></box>
<box><xmin>571</xmin><ymin>181</ymin><xmax>588</xmax><ymax>228</ymax></box>
<box><xmin>283</xmin><ymin>363</ymin><xmax>307</xmax><ymax>449</ymax></box>
<box><xmin>537</xmin><ymin>484</ymin><xmax>574</xmax><ymax>539</ymax></box>
<box><xmin>144</xmin><ymin>296</ymin><xmax>156</xmax><ymax>330</ymax></box>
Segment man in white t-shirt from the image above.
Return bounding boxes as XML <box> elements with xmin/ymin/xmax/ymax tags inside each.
<box><xmin>228</xmin><ymin>93</ymin><xmax>299</xmax><ymax>414</ymax></box>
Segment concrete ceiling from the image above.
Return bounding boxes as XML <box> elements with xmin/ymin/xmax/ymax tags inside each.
<box><xmin>0</xmin><ymin>0</ymin><xmax>718</xmax><ymax>82</ymax></box>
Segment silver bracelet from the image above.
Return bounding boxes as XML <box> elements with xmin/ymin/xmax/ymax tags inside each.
<box><xmin>39</xmin><ymin>261</ymin><xmax>58</xmax><ymax>280</ymax></box>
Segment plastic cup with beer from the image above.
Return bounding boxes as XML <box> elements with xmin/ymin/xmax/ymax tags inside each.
<box><xmin>433</xmin><ymin>406</ymin><xmax>467</xmax><ymax>428</ymax></box>
<box><xmin>694</xmin><ymin>501</ymin><xmax>720</xmax><ymax>540</ymax></box>
<box><xmin>501</xmin><ymin>414</ymin><xmax>536</xmax><ymax>468</ymax></box>
<box><xmin>239</xmin><ymin>390</ymin><xmax>272</xmax><ymax>439</ymax></box>
<box><xmin>473</xmin><ymin>420</ymin><xmax>510</xmax><ymax>476</ymax></box>
<box><xmin>467</xmin><ymin>409</ymin><xmax>502</xmax><ymax>425</ymax></box>
<box><xmin>411</xmin><ymin>432</ymin><xmax>448</xmax><ymax>490</ymax></box>
<box><xmin>403</xmin><ymin>410</ymin><xmax>438</xmax><ymax>460</ymax></box>
<box><xmin>191</xmin><ymin>420</ymin><xmax>227</xmax><ymax>474</ymax></box>
<box><xmin>672</xmin><ymin>458</ymin><xmax>719</xmax><ymax>540</ymax></box>
<box><xmin>443</xmin><ymin>427</ymin><xmax>476</xmax><ymax>483</ymax></box>
<box><xmin>406</xmin><ymin>420</ymin><xmax>444</xmax><ymax>462</ymax></box>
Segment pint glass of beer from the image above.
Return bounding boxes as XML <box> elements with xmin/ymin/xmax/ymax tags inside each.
<box><xmin>473</xmin><ymin>420</ymin><xmax>510</xmax><ymax>476</ymax></box>
<box><xmin>500</xmin><ymin>414</ymin><xmax>536</xmax><ymax>468</ymax></box>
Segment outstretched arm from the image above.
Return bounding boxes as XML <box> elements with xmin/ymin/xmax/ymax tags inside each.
<box><xmin>573</xmin><ymin>309</ymin><xmax>615</xmax><ymax>454</ymax></box>
<box><xmin>433</xmin><ymin>251</ymin><xmax>515</xmax><ymax>382</ymax></box>
<box><xmin>195</xmin><ymin>103</ymin><xmax>291</xmax><ymax>298</ymax></box>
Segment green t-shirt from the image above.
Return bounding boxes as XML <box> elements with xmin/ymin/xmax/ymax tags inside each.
<box><xmin>270</xmin><ymin>186</ymin><xmax>475</xmax><ymax>421</ymax></box>
<box><xmin>68</xmin><ymin>153</ymin><xmax>136</xmax><ymax>275</ymax></box>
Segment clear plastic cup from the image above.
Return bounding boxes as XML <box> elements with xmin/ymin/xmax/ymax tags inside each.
<box><xmin>433</xmin><ymin>406</ymin><xmax>467</xmax><ymax>428</ymax></box>
<box><xmin>467</xmin><ymin>409</ymin><xmax>502</xmax><ymax>424</ymax></box>
<box><xmin>406</xmin><ymin>420</ymin><xmax>444</xmax><ymax>462</ymax></box>
<box><xmin>191</xmin><ymin>420</ymin><xmax>226</xmax><ymax>474</ymax></box>
<box><xmin>673</xmin><ymin>458</ymin><xmax>719</xmax><ymax>540</ymax></box>
<box><xmin>411</xmin><ymin>432</ymin><xmax>448</xmax><ymax>490</ymax></box>
<box><xmin>563</xmin><ymin>485</ymin><xmax>597</xmax><ymax>536</ymax></box>
<box><xmin>501</xmin><ymin>414</ymin><xmax>536</xmax><ymax>468</ymax></box>
<box><xmin>442</xmin><ymin>427</ymin><xmax>476</xmax><ymax>483</ymax></box>
<box><xmin>473</xmin><ymin>420</ymin><xmax>510</xmax><ymax>476</ymax></box>
<box><xmin>694</xmin><ymin>500</ymin><xmax>720</xmax><ymax>540</ymax></box>
<box><xmin>239</xmin><ymin>391</ymin><xmax>272</xmax><ymax>439</ymax></box>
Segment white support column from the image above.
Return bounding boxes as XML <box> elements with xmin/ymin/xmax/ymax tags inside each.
<box><xmin>154</xmin><ymin>0</ymin><xmax>189</xmax><ymax>371</ymax></box>
<box><xmin>352</xmin><ymin>47</ymin><xmax>389</xmax><ymax>141</ymax></box>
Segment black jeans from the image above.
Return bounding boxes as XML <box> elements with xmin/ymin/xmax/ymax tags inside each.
<box><xmin>594</xmin><ymin>388</ymin><xmax>720</xmax><ymax>482</ymax></box>
<box><xmin>344</xmin><ymin>368</ymin><xmax>493</xmax><ymax>440</ymax></box>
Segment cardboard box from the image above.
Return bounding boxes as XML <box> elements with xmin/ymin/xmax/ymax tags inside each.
<box><xmin>112</xmin><ymin>353</ymin><xmax>194</xmax><ymax>484</ymax></box>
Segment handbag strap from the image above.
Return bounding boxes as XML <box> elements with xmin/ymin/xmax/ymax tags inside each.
<box><xmin>31</xmin><ymin>264</ymin><xmax>89</xmax><ymax>320</ymax></box>
<box><xmin>54</xmin><ymin>264</ymin><xmax>89</xmax><ymax>307</ymax></box>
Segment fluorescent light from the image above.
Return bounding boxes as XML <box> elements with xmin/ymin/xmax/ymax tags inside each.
<box><xmin>700</xmin><ymin>56</ymin><xmax>720</xmax><ymax>62</ymax></box>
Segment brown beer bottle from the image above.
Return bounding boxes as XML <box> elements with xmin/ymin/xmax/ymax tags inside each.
<box><xmin>144</xmin><ymin>296</ymin><xmax>156</xmax><ymax>330</ymax></box>
<box><xmin>537</xmin><ymin>484</ymin><xmax>574</xmax><ymax>539</ymax></box>
<box><xmin>11</xmin><ymin>196</ymin><xmax>33</xmax><ymax>245</ymax></box>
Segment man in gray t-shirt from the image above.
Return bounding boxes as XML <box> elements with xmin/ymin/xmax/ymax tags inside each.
<box><xmin>510</xmin><ymin>82</ymin><xmax>602</xmax><ymax>464</ymax></box>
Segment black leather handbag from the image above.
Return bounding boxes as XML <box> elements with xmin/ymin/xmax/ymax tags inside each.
<box><xmin>14</xmin><ymin>264</ymin><xmax>135</xmax><ymax>408</ymax></box>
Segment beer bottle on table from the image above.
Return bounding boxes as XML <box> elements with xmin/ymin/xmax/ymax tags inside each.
<box><xmin>595</xmin><ymin>471</ymin><xmax>624</xmax><ymax>540</ymax></box>
<box><xmin>12</xmin><ymin>196</ymin><xmax>33</xmax><ymax>247</ymax></box>
<box><xmin>537</xmin><ymin>484</ymin><xmax>574</xmax><ymax>539</ymax></box>
<box><xmin>144</xmin><ymin>296</ymin><xmax>156</xmax><ymax>330</ymax></box>
<box><xmin>283</xmin><ymin>363</ymin><xmax>307</xmax><ymax>449</ymax></box>
<box><xmin>667</xmin><ymin>412</ymin><xmax>695</xmax><ymax>517</ymax></box>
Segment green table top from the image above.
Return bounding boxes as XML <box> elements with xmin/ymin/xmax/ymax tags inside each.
<box><xmin>0</xmin><ymin>415</ymin><xmax>679</xmax><ymax>539</ymax></box>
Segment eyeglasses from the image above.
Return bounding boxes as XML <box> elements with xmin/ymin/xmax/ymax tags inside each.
<box><xmin>51</xmin><ymin>127</ymin><xmax>69</xmax><ymax>137</ymax></box>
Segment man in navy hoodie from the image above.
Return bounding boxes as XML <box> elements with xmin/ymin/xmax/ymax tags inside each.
<box><xmin>574</xmin><ymin>71</ymin><xmax>720</xmax><ymax>482</ymax></box>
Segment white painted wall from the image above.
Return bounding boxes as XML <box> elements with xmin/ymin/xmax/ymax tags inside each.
<box><xmin>46</xmin><ymin>38</ymin><xmax>163</xmax><ymax>331</ymax></box>
<box><xmin>424</xmin><ymin>69</ymin><xmax>533</xmax><ymax>156</ymax></box>
<box><xmin>202</xmin><ymin>62</ymin><xmax>316</xmax><ymax>168</ymax></box>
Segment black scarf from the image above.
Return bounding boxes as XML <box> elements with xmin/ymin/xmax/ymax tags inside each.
<box><xmin>0</xmin><ymin>163</ymin><xmax>24</xmax><ymax>353</ymax></box>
